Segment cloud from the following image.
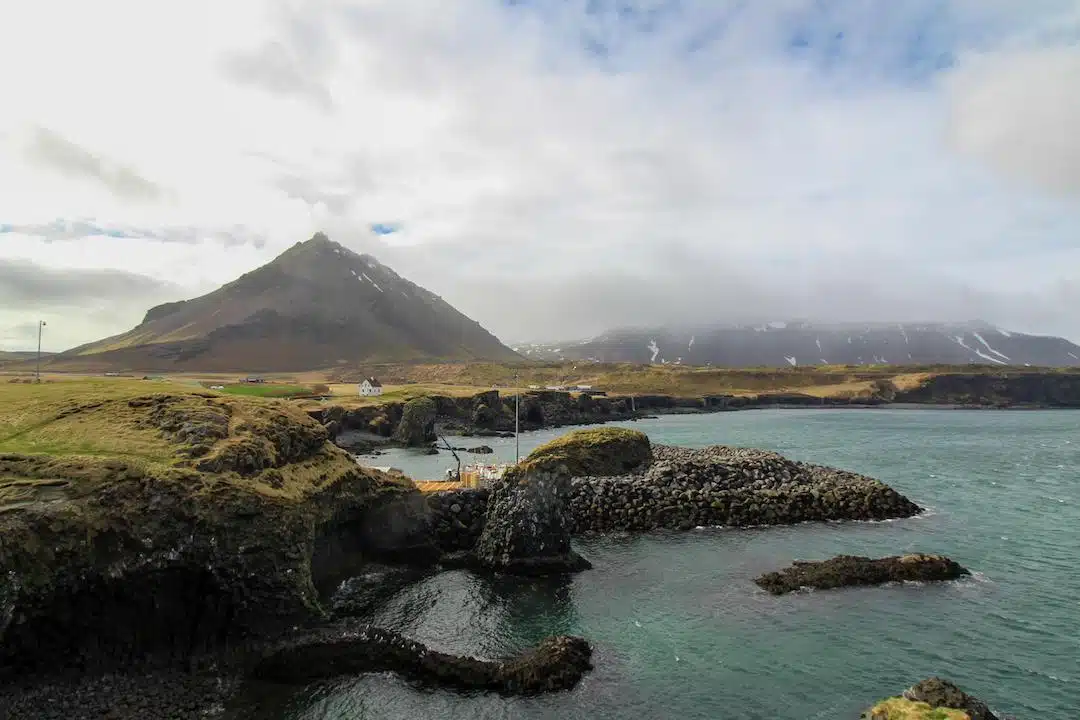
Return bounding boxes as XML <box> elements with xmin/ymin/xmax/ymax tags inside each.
<box><xmin>946</xmin><ymin>46</ymin><xmax>1080</xmax><ymax>197</ymax></box>
<box><xmin>0</xmin><ymin>258</ymin><xmax>188</xmax><ymax>351</ymax></box>
<box><xmin>0</xmin><ymin>220</ymin><xmax>265</xmax><ymax>247</ymax></box>
<box><xmin>25</xmin><ymin>126</ymin><xmax>166</xmax><ymax>202</ymax></box>
<box><xmin>1</xmin><ymin>0</ymin><xmax>1080</xmax><ymax>351</ymax></box>
<box><xmin>0</xmin><ymin>258</ymin><xmax>181</xmax><ymax>307</ymax></box>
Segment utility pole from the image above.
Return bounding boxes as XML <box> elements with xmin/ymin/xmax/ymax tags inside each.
<box><xmin>36</xmin><ymin>320</ymin><xmax>46</xmax><ymax>383</ymax></box>
<box><xmin>514</xmin><ymin>373</ymin><xmax>520</xmax><ymax>464</ymax></box>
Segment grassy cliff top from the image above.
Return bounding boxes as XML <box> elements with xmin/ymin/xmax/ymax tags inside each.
<box><xmin>515</xmin><ymin>427</ymin><xmax>653</xmax><ymax>478</ymax></box>
<box><xmin>0</xmin><ymin>378</ymin><xmax>410</xmax><ymax>505</ymax></box>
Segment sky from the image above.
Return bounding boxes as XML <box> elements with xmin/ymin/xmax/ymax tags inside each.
<box><xmin>2</xmin><ymin>0</ymin><xmax>1080</xmax><ymax>351</ymax></box>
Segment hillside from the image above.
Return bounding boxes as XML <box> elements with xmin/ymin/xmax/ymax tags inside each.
<box><xmin>516</xmin><ymin>321</ymin><xmax>1080</xmax><ymax>368</ymax></box>
<box><xmin>50</xmin><ymin>233</ymin><xmax>519</xmax><ymax>372</ymax></box>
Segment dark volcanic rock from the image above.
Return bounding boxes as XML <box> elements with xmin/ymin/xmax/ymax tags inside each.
<box><xmin>474</xmin><ymin>466</ymin><xmax>591</xmax><ymax>575</ymax></box>
<box><xmin>252</xmin><ymin>622</ymin><xmax>592</xmax><ymax>695</ymax></box>
<box><xmin>902</xmin><ymin>677</ymin><xmax>1001</xmax><ymax>720</ymax></box>
<box><xmin>392</xmin><ymin>396</ymin><xmax>437</xmax><ymax>446</ymax></box>
<box><xmin>568</xmin><ymin>444</ymin><xmax>922</xmax><ymax>533</ymax></box>
<box><xmin>467</xmin><ymin>444</ymin><xmax>495</xmax><ymax>454</ymax></box>
<box><xmin>755</xmin><ymin>554</ymin><xmax>970</xmax><ymax>595</ymax></box>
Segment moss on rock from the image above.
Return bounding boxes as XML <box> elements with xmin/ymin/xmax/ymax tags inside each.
<box><xmin>516</xmin><ymin>427</ymin><xmax>652</xmax><ymax>478</ymax></box>
<box><xmin>0</xmin><ymin>384</ymin><xmax>419</xmax><ymax>676</ymax></box>
<box><xmin>864</xmin><ymin>698</ymin><xmax>971</xmax><ymax>720</ymax></box>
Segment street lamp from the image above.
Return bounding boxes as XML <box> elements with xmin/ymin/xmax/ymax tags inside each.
<box><xmin>514</xmin><ymin>373</ymin><xmax>520</xmax><ymax>464</ymax></box>
<box><xmin>36</xmin><ymin>320</ymin><xmax>46</xmax><ymax>383</ymax></box>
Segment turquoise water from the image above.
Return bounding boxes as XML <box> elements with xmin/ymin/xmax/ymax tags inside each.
<box><xmin>286</xmin><ymin>410</ymin><xmax>1079</xmax><ymax>718</ymax></box>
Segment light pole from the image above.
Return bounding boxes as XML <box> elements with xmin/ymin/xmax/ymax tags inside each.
<box><xmin>514</xmin><ymin>373</ymin><xmax>520</xmax><ymax>464</ymax></box>
<box><xmin>36</xmin><ymin>320</ymin><xmax>46</xmax><ymax>383</ymax></box>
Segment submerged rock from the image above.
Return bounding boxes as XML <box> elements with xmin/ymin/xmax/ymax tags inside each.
<box><xmin>473</xmin><ymin>464</ymin><xmax>591</xmax><ymax>576</ymax></box>
<box><xmin>862</xmin><ymin>677</ymin><xmax>1001</xmax><ymax>720</ymax></box>
<box><xmin>755</xmin><ymin>554</ymin><xmax>970</xmax><ymax>595</ymax></box>
<box><xmin>252</xmin><ymin>622</ymin><xmax>592</xmax><ymax>695</ymax></box>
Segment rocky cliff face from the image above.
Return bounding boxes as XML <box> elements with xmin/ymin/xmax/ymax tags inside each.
<box><xmin>0</xmin><ymin>393</ymin><xmax>419</xmax><ymax>678</ymax></box>
<box><xmin>892</xmin><ymin>372</ymin><xmax>1080</xmax><ymax>406</ymax></box>
<box><xmin>473</xmin><ymin>465</ymin><xmax>591</xmax><ymax>576</ymax></box>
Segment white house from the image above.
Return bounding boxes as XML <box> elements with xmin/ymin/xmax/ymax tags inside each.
<box><xmin>359</xmin><ymin>377</ymin><xmax>383</xmax><ymax>396</ymax></box>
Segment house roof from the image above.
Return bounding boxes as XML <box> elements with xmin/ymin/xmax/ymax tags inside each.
<box><xmin>360</xmin><ymin>377</ymin><xmax>382</xmax><ymax>387</ymax></box>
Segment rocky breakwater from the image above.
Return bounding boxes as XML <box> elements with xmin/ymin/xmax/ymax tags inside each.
<box><xmin>425</xmin><ymin>488</ymin><xmax>490</xmax><ymax>552</ymax></box>
<box><xmin>755</xmin><ymin>554</ymin><xmax>970</xmax><ymax>595</ymax></box>
<box><xmin>566</xmin><ymin>440</ymin><xmax>922</xmax><ymax>533</ymax></box>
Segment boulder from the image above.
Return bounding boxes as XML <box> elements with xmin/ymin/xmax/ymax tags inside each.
<box><xmin>862</xmin><ymin>678</ymin><xmax>1001</xmax><ymax>720</ymax></box>
<box><xmin>473</xmin><ymin>465</ymin><xmax>590</xmax><ymax>575</ymax></box>
<box><xmin>903</xmin><ymin>678</ymin><xmax>1000</xmax><ymax>720</ymax></box>
<box><xmin>392</xmin><ymin>397</ymin><xmax>437</xmax><ymax>446</ymax></box>
<box><xmin>523</xmin><ymin>427</ymin><xmax>652</xmax><ymax>477</ymax></box>
<box><xmin>755</xmin><ymin>554</ymin><xmax>970</xmax><ymax>595</ymax></box>
<box><xmin>252</xmin><ymin>621</ymin><xmax>592</xmax><ymax>695</ymax></box>
<box><xmin>467</xmin><ymin>445</ymin><xmax>494</xmax><ymax>454</ymax></box>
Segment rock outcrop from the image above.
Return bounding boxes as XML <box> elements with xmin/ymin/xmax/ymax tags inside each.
<box><xmin>392</xmin><ymin>396</ymin><xmax>437</xmax><ymax>446</ymax></box>
<box><xmin>863</xmin><ymin>678</ymin><xmax>1002</xmax><ymax>720</ymax></box>
<box><xmin>524</xmin><ymin>427</ymin><xmax>653</xmax><ymax>477</ymax></box>
<box><xmin>473</xmin><ymin>464</ymin><xmax>591</xmax><ymax>576</ymax></box>
<box><xmin>0</xmin><ymin>391</ymin><xmax>419</xmax><ymax>678</ymax></box>
<box><xmin>568</xmin><ymin>444</ymin><xmax>922</xmax><ymax>533</ymax></box>
<box><xmin>252</xmin><ymin>622</ymin><xmax>592</xmax><ymax>695</ymax></box>
<box><xmin>756</xmin><ymin>554</ymin><xmax>970</xmax><ymax>595</ymax></box>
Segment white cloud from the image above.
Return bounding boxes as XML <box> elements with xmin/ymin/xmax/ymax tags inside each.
<box><xmin>1</xmin><ymin>0</ymin><xmax>1080</xmax><ymax>351</ymax></box>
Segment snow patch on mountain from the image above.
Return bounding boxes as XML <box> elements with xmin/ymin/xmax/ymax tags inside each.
<box><xmin>972</xmin><ymin>331</ymin><xmax>1010</xmax><ymax>361</ymax></box>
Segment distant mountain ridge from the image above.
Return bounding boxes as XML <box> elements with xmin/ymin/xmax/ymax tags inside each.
<box><xmin>58</xmin><ymin>233</ymin><xmax>520</xmax><ymax>372</ymax></box>
<box><xmin>514</xmin><ymin>321</ymin><xmax>1080</xmax><ymax>368</ymax></box>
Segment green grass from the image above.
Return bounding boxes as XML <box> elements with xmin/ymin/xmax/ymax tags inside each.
<box><xmin>218</xmin><ymin>383</ymin><xmax>314</xmax><ymax>398</ymax></box>
<box><xmin>864</xmin><ymin>698</ymin><xmax>970</xmax><ymax>720</ymax></box>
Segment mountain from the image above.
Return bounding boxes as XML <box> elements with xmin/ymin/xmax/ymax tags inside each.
<box><xmin>60</xmin><ymin>233</ymin><xmax>520</xmax><ymax>372</ymax></box>
<box><xmin>514</xmin><ymin>322</ymin><xmax>1080</xmax><ymax>368</ymax></box>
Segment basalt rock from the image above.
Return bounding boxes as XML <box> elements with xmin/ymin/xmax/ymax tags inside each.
<box><xmin>755</xmin><ymin>554</ymin><xmax>970</xmax><ymax>595</ymax></box>
<box><xmin>473</xmin><ymin>465</ymin><xmax>590</xmax><ymax>576</ymax></box>
<box><xmin>392</xmin><ymin>396</ymin><xmax>437</xmax><ymax>446</ymax></box>
<box><xmin>862</xmin><ymin>678</ymin><xmax>1002</xmax><ymax>720</ymax></box>
<box><xmin>252</xmin><ymin>621</ymin><xmax>592</xmax><ymax>695</ymax></box>
<box><xmin>903</xmin><ymin>678</ymin><xmax>1000</xmax><ymax>720</ymax></box>
<box><xmin>568</xmin><ymin>444</ymin><xmax>922</xmax><ymax>534</ymax></box>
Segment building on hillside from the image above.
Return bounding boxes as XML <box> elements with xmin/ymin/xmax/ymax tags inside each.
<box><xmin>359</xmin><ymin>377</ymin><xmax>383</xmax><ymax>396</ymax></box>
<box><xmin>244</xmin><ymin>376</ymin><xmax>265</xmax><ymax>384</ymax></box>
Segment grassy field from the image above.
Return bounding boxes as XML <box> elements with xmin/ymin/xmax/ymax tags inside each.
<box><xmin>218</xmin><ymin>383</ymin><xmax>315</xmax><ymax>398</ymax></box>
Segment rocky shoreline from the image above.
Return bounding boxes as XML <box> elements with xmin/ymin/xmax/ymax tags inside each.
<box><xmin>0</xmin><ymin>394</ymin><xmax>935</xmax><ymax>718</ymax></box>
<box><xmin>566</xmin><ymin>443</ymin><xmax>921</xmax><ymax>533</ymax></box>
<box><xmin>311</xmin><ymin>371</ymin><xmax>1080</xmax><ymax>452</ymax></box>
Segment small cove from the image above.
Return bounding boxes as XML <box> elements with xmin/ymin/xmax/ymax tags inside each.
<box><xmin>239</xmin><ymin>409</ymin><xmax>1079</xmax><ymax>719</ymax></box>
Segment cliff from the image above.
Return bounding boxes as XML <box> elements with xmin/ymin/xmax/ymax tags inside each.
<box><xmin>0</xmin><ymin>382</ymin><xmax>421</xmax><ymax>677</ymax></box>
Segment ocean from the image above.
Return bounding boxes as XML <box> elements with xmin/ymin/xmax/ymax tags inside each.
<box><xmin>252</xmin><ymin>409</ymin><xmax>1079</xmax><ymax>719</ymax></box>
